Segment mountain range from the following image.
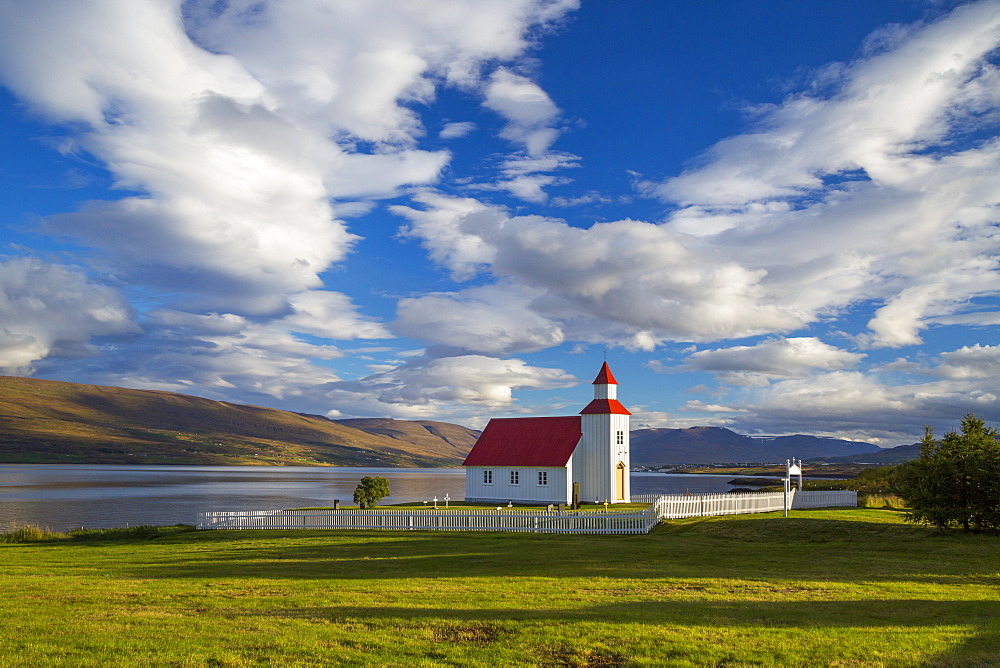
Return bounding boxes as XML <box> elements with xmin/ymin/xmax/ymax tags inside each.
<box><xmin>0</xmin><ymin>376</ymin><xmax>912</xmax><ymax>467</ymax></box>
<box><xmin>0</xmin><ymin>376</ymin><xmax>476</xmax><ymax>467</ymax></box>
<box><xmin>629</xmin><ymin>426</ymin><xmax>883</xmax><ymax>466</ymax></box>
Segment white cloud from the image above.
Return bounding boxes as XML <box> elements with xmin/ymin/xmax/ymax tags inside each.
<box><xmin>397</xmin><ymin>3</ymin><xmax>1000</xmax><ymax>356</ymax></box>
<box><xmin>0</xmin><ymin>258</ymin><xmax>137</xmax><ymax>375</ymax></box>
<box><xmin>0</xmin><ymin>0</ymin><xmax>581</xmax><ymax>413</ymax></box>
<box><xmin>932</xmin><ymin>343</ymin><xmax>1000</xmax><ymax>380</ymax></box>
<box><xmin>644</xmin><ymin>2</ymin><xmax>1000</xmax><ymax>349</ymax></box>
<box><xmin>666</xmin><ymin>340</ymin><xmax>1000</xmax><ymax>444</ymax></box>
<box><xmin>483</xmin><ymin>68</ymin><xmax>561</xmax><ymax>156</ymax></box>
<box><xmin>1</xmin><ymin>0</ymin><xmax>998</xmax><ymax>438</ymax></box>
<box><xmin>69</xmin><ymin>304</ymin><xmax>377</xmax><ymax>404</ymax></box>
<box><xmin>392</xmin><ymin>192</ymin><xmax>500</xmax><ymax>281</ymax></box>
<box><xmin>928</xmin><ymin>311</ymin><xmax>1000</xmax><ymax>326</ymax></box>
<box><xmin>283</xmin><ymin>291</ymin><xmax>391</xmax><ymax>341</ymax></box>
<box><xmin>394</xmin><ymin>283</ymin><xmax>564</xmax><ymax>354</ymax></box>
<box><xmin>440</xmin><ymin>121</ymin><xmax>477</xmax><ymax>139</ymax></box>
<box><xmin>678</xmin><ymin>337</ymin><xmax>865</xmax><ymax>386</ymax></box>
<box><xmin>486</xmin><ymin>151</ymin><xmax>579</xmax><ymax>202</ymax></box>
<box><xmin>653</xmin><ymin>2</ymin><xmax>1000</xmax><ymax>208</ymax></box>
<box><xmin>322</xmin><ymin>354</ymin><xmax>578</xmax><ymax>421</ymax></box>
<box><xmin>396</xmin><ymin>195</ymin><xmax>805</xmax><ymax>345</ymax></box>
<box><xmin>0</xmin><ymin>0</ymin><xmax>576</xmax><ymax>316</ymax></box>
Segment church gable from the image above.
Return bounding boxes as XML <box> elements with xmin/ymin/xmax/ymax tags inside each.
<box><xmin>463</xmin><ymin>416</ymin><xmax>582</xmax><ymax>467</ymax></box>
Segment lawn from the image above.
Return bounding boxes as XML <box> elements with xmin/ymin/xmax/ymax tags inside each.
<box><xmin>1</xmin><ymin>509</ymin><xmax>997</xmax><ymax>666</ymax></box>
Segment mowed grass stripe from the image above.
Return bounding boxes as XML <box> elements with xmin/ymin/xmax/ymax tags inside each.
<box><xmin>1</xmin><ymin>509</ymin><xmax>997</xmax><ymax>666</ymax></box>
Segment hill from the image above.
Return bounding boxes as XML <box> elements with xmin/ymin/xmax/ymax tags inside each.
<box><xmin>0</xmin><ymin>376</ymin><xmax>477</xmax><ymax>466</ymax></box>
<box><xmin>812</xmin><ymin>442</ymin><xmax>921</xmax><ymax>464</ymax></box>
<box><xmin>631</xmin><ymin>426</ymin><xmax>881</xmax><ymax>466</ymax></box>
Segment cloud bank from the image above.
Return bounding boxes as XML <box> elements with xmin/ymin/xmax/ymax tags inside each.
<box><xmin>0</xmin><ymin>1</ymin><xmax>997</xmax><ymax>442</ymax></box>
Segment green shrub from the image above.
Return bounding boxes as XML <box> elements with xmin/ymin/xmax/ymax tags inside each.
<box><xmin>858</xmin><ymin>493</ymin><xmax>906</xmax><ymax>509</ymax></box>
<box><xmin>0</xmin><ymin>525</ymin><xmax>63</xmax><ymax>543</ymax></box>
<box><xmin>1</xmin><ymin>523</ymin><xmax>194</xmax><ymax>544</ymax></box>
<box><xmin>353</xmin><ymin>475</ymin><xmax>391</xmax><ymax>509</ymax></box>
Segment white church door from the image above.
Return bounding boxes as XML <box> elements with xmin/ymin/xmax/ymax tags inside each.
<box><xmin>615</xmin><ymin>462</ymin><xmax>626</xmax><ymax>501</ymax></box>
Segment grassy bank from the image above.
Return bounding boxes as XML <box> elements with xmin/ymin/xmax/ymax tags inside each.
<box><xmin>1</xmin><ymin>509</ymin><xmax>998</xmax><ymax>666</ymax></box>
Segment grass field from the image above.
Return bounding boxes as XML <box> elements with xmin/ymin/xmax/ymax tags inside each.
<box><xmin>1</xmin><ymin>509</ymin><xmax>998</xmax><ymax>666</ymax></box>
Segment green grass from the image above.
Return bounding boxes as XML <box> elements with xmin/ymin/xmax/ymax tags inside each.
<box><xmin>1</xmin><ymin>509</ymin><xmax>998</xmax><ymax>666</ymax></box>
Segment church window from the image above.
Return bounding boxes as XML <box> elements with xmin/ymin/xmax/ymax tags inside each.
<box><xmin>537</xmin><ymin>471</ymin><xmax>548</xmax><ymax>486</ymax></box>
<box><xmin>510</xmin><ymin>470</ymin><xmax>520</xmax><ymax>485</ymax></box>
<box><xmin>616</xmin><ymin>430</ymin><xmax>624</xmax><ymax>445</ymax></box>
<box><xmin>483</xmin><ymin>470</ymin><xmax>493</xmax><ymax>485</ymax></box>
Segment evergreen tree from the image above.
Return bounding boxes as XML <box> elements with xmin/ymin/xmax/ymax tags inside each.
<box><xmin>896</xmin><ymin>414</ymin><xmax>1000</xmax><ymax>533</ymax></box>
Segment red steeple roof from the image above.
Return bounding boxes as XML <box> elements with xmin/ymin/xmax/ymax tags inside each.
<box><xmin>592</xmin><ymin>361</ymin><xmax>618</xmax><ymax>385</ymax></box>
<box><xmin>580</xmin><ymin>399</ymin><xmax>632</xmax><ymax>415</ymax></box>
<box><xmin>462</xmin><ymin>416</ymin><xmax>582</xmax><ymax>467</ymax></box>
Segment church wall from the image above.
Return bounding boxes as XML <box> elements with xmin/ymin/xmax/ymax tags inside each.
<box><xmin>464</xmin><ymin>465</ymin><xmax>571</xmax><ymax>505</ymax></box>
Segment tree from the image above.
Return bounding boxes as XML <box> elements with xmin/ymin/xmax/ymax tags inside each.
<box><xmin>353</xmin><ymin>476</ymin><xmax>391</xmax><ymax>509</ymax></box>
<box><xmin>896</xmin><ymin>414</ymin><xmax>1000</xmax><ymax>533</ymax></box>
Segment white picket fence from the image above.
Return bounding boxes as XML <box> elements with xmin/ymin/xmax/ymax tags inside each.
<box><xmin>633</xmin><ymin>489</ymin><xmax>857</xmax><ymax>519</ymax></box>
<box><xmin>637</xmin><ymin>491</ymin><xmax>789</xmax><ymax>519</ymax></box>
<box><xmin>197</xmin><ymin>507</ymin><xmax>659</xmax><ymax>534</ymax></box>
<box><xmin>196</xmin><ymin>490</ymin><xmax>856</xmax><ymax>534</ymax></box>
<box><xmin>789</xmin><ymin>489</ymin><xmax>857</xmax><ymax>509</ymax></box>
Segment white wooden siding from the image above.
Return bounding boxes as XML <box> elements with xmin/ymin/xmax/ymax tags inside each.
<box><xmin>464</xmin><ymin>465</ymin><xmax>570</xmax><ymax>504</ymax></box>
<box><xmin>574</xmin><ymin>412</ymin><xmax>630</xmax><ymax>503</ymax></box>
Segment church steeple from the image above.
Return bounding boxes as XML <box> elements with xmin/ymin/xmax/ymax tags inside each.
<box><xmin>575</xmin><ymin>361</ymin><xmax>631</xmax><ymax>503</ymax></box>
<box><xmin>580</xmin><ymin>362</ymin><xmax>631</xmax><ymax>415</ymax></box>
<box><xmin>592</xmin><ymin>361</ymin><xmax>618</xmax><ymax>386</ymax></box>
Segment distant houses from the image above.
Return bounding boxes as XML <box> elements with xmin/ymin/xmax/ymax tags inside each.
<box><xmin>463</xmin><ymin>363</ymin><xmax>631</xmax><ymax>506</ymax></box>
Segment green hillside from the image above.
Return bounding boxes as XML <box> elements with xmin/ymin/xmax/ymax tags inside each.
<box><xmin>0</xmin><ymin>376</ymin><xmax>477</xmax><ymax>466</ymax></box>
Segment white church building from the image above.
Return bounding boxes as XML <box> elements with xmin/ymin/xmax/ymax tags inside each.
<box><xmin>463</xmin><ymin>362</ymin><xmax>631</xmax><ymax>505</ymax></box>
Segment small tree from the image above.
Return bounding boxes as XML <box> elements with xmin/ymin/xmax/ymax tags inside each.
<box><xmin>896</xmin><ymin>414</ymin><xmax>1000</xmax><ymax>534</ymax></box>
<box><xmin>353</xmin><ymin>476</ymin><xmax>391</xmax><ymax>509</ymax></box>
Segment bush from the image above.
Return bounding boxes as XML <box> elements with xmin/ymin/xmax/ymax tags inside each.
<box><xmin>857</xmin><ymin>493</ymin><xmax>906</xmax><ymax>509</ymax></box>
<box><xmin>353</xmin><ymin>475</ymin><xmax>391</xmax><ymax>509</ymax></box>
<box><xmin>0</xmin><ymin>525</ymin><xmax>62</xmax><ymax>543</ymax></box>
<box><xmin>0</xmin><ymin>524</ymin><xmax>195</xmax><ymax>544</ymax></box>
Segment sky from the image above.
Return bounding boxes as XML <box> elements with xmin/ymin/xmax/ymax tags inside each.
<box><xmin>1</xmin><ymin>0</ymin><xmax>999</xmax><ymax>447</ymax></box>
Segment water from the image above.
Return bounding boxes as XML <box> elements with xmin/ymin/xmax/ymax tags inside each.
<box><xmin>0</xmin><ymin>465</ymin><xmax>740</xmax><ymax>531</ymax></box>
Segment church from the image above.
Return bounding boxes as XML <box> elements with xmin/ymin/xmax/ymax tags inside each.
<box><xmin>463</xmin><ymin>362</ymin><xmax>631</xmax><ymax>506</ymax></box>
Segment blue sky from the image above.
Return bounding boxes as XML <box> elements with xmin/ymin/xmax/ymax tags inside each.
<box><xmin>1</xmin><ymin>0</ymin><xmax>998</xmax><ymax>446</ymax></box>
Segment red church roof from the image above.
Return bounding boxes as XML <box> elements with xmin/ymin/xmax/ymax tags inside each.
<box><xmin>579</xmin><ymin>399</ymin><xmax>632</xmax><ymax>415</ymax></box>
<box><xmin>592</xmin><ymin>361</ymin><xmax>618</xmax><ymax>385</ymax></box>
<box><xmin>462</xmin><ymin>416</ymin><xmax>582</xmax><ymax>467</ymax></box>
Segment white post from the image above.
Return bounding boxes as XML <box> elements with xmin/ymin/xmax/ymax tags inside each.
<box><xmin>782</xmin><ymin>477</ymin><xmax>789</xmax><ymax>517</ymax></box>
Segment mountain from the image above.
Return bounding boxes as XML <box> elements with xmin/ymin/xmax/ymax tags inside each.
<box><xmin>751</xmin><ymin>434</ymin><xmax>883</xmax><ymax>460</ymax></box>
<box><xmin>810</xmin><ymin>442</ymin><xmax>921</xmax><ymax>464</ymax></box>
<box><xmin>333</xmin><ymin>418</ymin><xmax>475</xmax><ymax>463</ymax></box>
<box><xmin>0</xmin><ymin>376</ymin><xmax>477</xmax><ymax>466</ymax></box>
<box><xmin>630</xmin><ymin>426</ymin><xmax>881</xmax><ymax>466</ymax></box>
<box><xmin>631</xmin><ymin>427</ymin><xmax>758</xmax><ymax>466</ymax></box>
